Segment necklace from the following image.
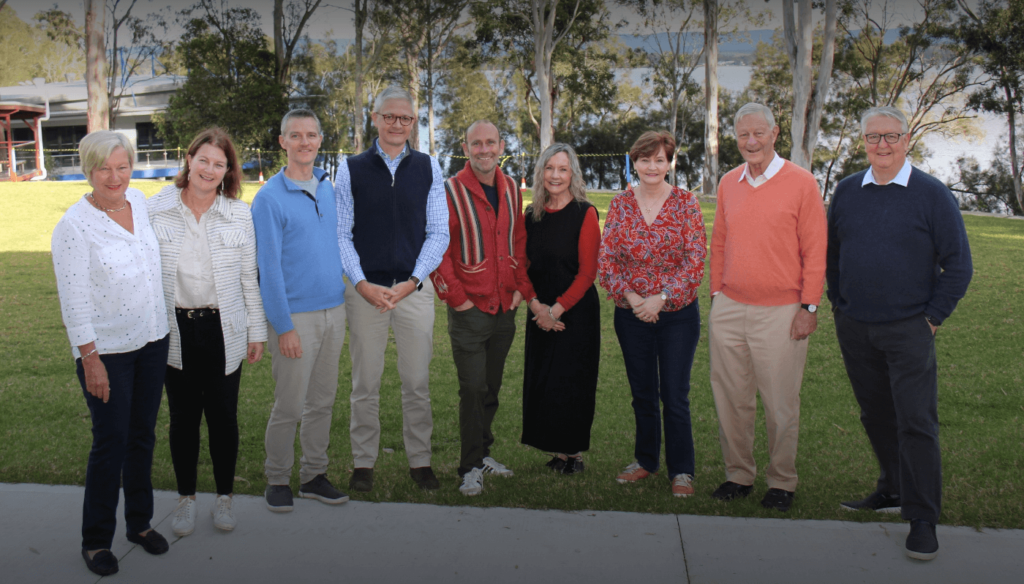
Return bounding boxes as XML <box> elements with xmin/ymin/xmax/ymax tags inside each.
<box><xmin>87</xmin><ymin>193</ymin><xmax>128</xmax><ymax>213</ymax></box>
<box><xmin>637</xmin><ymin>185</ymin><xmax>669</xmax><ymax>214</ymax></box>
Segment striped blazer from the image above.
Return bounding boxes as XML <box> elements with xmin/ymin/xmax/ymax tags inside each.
<box><xmin>147</xmin><ymin>185</ymin><xmax>267</xmax><ymax>374</ymax></box>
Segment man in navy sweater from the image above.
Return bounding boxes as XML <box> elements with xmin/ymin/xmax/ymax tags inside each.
<box><xmin>336</xmin><ymin>87</ymin><xmax>449</xmax><ymax>492</ymax></box>
<box><xmin>826</xmin><ymin>106</ymin><xmax>973</xmax><ymax>561</ymax></box>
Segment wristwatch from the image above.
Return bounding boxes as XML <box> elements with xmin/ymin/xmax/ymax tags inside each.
<box><xmin>409</xmin><ymin>276</ymin><xmax>423</xmax><ymax>292</ymax></box>
<box><xmin>801</xmin><ymin>304</ymin><xmax>817</xmax><ymax>313</ymax></box>
<box><xmin>660</xmin><ymin>291</ymin><xmax>668</xmax><ymax>301</ymax></box>
<box><xmin>924</xmin><ymin>314</ymin><xmax>940</xmax><ymax>327</ymax></box>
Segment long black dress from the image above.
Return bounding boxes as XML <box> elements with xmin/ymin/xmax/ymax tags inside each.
<box><xmin>521</xmin><ymin>201</ymin><xmax>601</xmax><ymax>454</ymax></box>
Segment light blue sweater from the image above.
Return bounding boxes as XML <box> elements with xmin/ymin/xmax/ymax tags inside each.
<box><xmin>251</xmin><ymin>167</ymin><xmax>345</xmax><ymax>335</ymax></box>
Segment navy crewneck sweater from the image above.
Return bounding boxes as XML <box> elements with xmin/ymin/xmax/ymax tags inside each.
<box><xmin>825</xmin><ymin>167</ymin><xmax>973</xmax><ymax>324</ymax></box>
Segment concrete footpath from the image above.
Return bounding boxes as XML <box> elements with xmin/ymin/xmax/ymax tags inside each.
<box><xmin>1</xmin><ymin>483</ymin><xmax>1021</xmax><ymax>584</ymax></box>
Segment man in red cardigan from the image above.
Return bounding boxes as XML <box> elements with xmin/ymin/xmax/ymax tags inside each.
<box><xmin>430</xmin><ymin>120</ymin><xmax>535</xmax><ymax>497</ymax></box>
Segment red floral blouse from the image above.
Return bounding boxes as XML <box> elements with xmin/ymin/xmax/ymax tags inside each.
<box><xmin>598</xmin><ymin>185</ymin><xmax>707</xmax><ymax>311</ymax></box>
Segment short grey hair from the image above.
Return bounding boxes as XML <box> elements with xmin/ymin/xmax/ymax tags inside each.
<box><xmin>79</xmin><ymin>131</ymin><xmax>135</xmax><ymax>187</ymax></box>
<box><xmin>464</xmin><ymin>119</ymin><xmax>500</xmax><ymax>144</ymax></box>
<box><xmin>734</xmin><ymin>102</ymin><xmax>776</xmax><ymax>132</ymax></box>
<box><xmin>280</xmin><ymin>108</ymin><xmax>322</xmax><ymax>136</ymax></box>
<box><xmin>860</xmin><ymin>106</ymin><xmax>909</xmax><ymax>134</ymax></box>
<box><xmin>373</xmin><ymin>86</ymin><xmax>414</xmax><ymax>113</ymax></box>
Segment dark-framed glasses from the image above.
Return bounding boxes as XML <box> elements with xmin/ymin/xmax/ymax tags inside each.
<box><xmin>381</xmin><ymin>113</ymin><xmax>415</xmax><ymax>126</ymax></box>
<box><xmin>864</xmin><ymin>132</ymin><xmax>906</xmax><ymax>145</ymax></box>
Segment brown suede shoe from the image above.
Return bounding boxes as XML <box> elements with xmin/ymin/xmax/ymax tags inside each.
<box><xmin>349</xmin><ymin>468</ymin><xmax>374</xmax><ymax>492</ymax></box>
<box><xmin>410</xmin><ymin>466</ymin><xmax>440</xmax><ymax>490</ymax></box>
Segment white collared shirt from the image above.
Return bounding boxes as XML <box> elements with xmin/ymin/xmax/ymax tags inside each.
<box><xmin>739</xmin><ymin>152</ymin><xmax>784</xmax><ymax>187</ymax></box>
<box><xmin>863</xmin><ymin>159</ymin><xmax>913</xmax><ymax>187</ymax></box>
<box><xmin>174</xmin><ymin>193</ymin><xmax>219</xmax><ymax>309</ymax></box>
<box><xmin>51</xmin><ymin>188</ymin><xmax>168</xmax><ymax>358</ymax></box>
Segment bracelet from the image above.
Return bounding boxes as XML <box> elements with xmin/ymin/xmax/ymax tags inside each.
<box><xmin>548</xmin><ymin>306</ymin><xmax>560</xmax><ymax>322</ymax></box>
<box><xmin>81</xmin><ymin>348</ymin><xmax>98</xmax><ymax>360</ymax></box>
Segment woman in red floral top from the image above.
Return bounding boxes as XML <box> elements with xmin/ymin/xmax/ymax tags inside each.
<box><xmin>598</xmin><ymin>130</ymin><xmax>707</xmax><ymax>498</ymax></box>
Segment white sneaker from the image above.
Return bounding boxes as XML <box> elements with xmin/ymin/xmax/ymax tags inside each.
<box><xmin>212</xmin><ymin>495</ymin><xmax>236</xmax><ymax>531</ymax></box>
<box><xmin>481</xmin><ymin>456</ymin><xmax>514</xmax><ymax>477</ymax></box>
<box><xmin>459</xmin><ymin>467</ymin><xmax>484</xmax><ymax>496</ymax></box>
<box><xmin>170</xmin><ymin>497</ymin><xmax>197</xmax><ymax>537</ymax></box>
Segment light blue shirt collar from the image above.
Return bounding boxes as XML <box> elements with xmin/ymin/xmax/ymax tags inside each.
<box><xmin>863</xmin><ymin>159</ymin><xmax>913</xmax><ymax>187</ymax></box>
<box><xmin>375</xmin><ymin>139</ymin><xmax>408</xmax><ymax>166</ymax></box>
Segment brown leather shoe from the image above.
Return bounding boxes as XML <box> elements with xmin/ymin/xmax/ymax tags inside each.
<box><xmin>410</xmin><ymin>466</ymin><xmax>440</xmax><ymax>490</ymax></box>
<box><xmin>349</xmin><ymin>467</ymin><xmax>374</xmax><ymax>492</ymax></box>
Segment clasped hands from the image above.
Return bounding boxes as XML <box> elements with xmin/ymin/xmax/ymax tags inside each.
<box><xmin>530</xmin><ymin>298</ymin><xmax>565</xmax><ymax>332</ymax></box>
<box><xmin>357</xmin><ymin>279</ymin><xmax>417</xmax><ymax>314</ymax></box>
<box><xmin>626</xmin><ymin>291</ymin><xmax>665</xmax><ymax>323</ymax></box>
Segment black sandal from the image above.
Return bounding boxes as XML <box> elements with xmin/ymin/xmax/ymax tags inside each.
<box><xmin>563</xmin><ymin>456</ymin><xmax>585</xmax><ymax>475</ymax></box>
<box><xmin>82</xmin><ymin>549</ymin><xmax>119</xmax><ymax>576</ymax></box>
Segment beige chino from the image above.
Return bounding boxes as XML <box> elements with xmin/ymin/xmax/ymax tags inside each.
<box><xmin>345</xmin><ymin>278</ymin><xmax>435</xmax><ymax>469</ymax></box>
<box><xmin>709</xmin><ymin>293</ymin><xmax>807</xmax><ymax>491</ymax></box>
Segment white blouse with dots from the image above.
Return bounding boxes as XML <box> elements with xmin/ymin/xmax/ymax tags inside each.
<box><xmin>51</xmin><ymin>188</ymin><xmax>169</xmax><ymax>358</ymax></box>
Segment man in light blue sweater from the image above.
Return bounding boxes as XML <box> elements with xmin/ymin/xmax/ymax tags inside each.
<box><xmin>252</xmin><ymin>109</ymin><xmax>348</xmax><ymax>512</ymax></box>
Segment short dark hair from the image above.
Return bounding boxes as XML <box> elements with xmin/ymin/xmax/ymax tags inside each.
<box><xmin>174</xmin><ymin>127</ymin><xmax>242</xmax><ymax>199</ymax></box>
<box><xmin>629</xmin><ymin>131</ymin><xmax>675</xmax><ymax>164</ymax></box>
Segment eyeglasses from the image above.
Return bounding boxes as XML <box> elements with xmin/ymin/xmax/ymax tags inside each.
<box><xmin>864</xmin><ymin>132</ymin><xmax>906</xmax><ymax>145</ymax></box>
<box><xmin>379</xmin><ymin>113</ymin><xmax>415</xmax><ymax>127</ymax></box>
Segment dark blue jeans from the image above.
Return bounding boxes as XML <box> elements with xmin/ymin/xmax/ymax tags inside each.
<box><xmin>613</xmin><ymin>301</ymin><xmax>701</xmax><ymax>478</ymax></box>
<box><xmin>76</xmin><ymin>335</ymin><xmax>169</xmax><ymax>551</ymax></box>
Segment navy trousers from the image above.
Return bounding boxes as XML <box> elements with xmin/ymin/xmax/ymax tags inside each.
<box><xmin>76</xmin><ymin>336</ymin><xmax>169</xmax><ymax>550</ymax></box>
<box><xmin>613</xmin><ymin>301</ymin><xmax>701</xmax><ymax>478</ymax></box>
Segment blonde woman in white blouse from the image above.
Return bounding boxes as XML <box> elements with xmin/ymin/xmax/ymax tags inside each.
<box><xmin>147</xmin><ymin>127</ymin><xmax>267</xmax><ymax>538</ymax></box>
<box><xmin>51</xmin><ymin>131</ymin><xmax>171</xmax><ymax>576</ymax></box>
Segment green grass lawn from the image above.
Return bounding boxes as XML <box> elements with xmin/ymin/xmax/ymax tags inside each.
<box><xmin>1</xmin><ymin>180</ymin><xmax>1022</xmax><ymax>529</ymax></box>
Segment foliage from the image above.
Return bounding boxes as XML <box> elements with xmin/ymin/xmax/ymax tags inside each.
<box><xmin>0</xmin><ymin>6</ymin><xmax>49</xmax><ymax>86</ymax></box>
<box><xmin>948</xmin><ymin>150</ymin><xmax>1024</xmax><ymax>215</ymax></box>
<box><xmin>293</xmin><ymin>38</ymin><xmax>354</xmax><ymax>178</ymax></box>
<box><xmin>156</xmin><ymin>1</ymin><xmax>287</xmax><ymax>154</ymax></box>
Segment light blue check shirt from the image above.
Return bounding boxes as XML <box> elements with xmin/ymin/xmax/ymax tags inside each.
<box><xmin>335</xmin><ymin>140</ymin><xmax>449</xmax><ymax>285</ymax></box>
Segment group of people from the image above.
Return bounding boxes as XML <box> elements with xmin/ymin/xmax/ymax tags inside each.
<box><xmin>51</xmin><ymin>85</ymin><xmax>972</xmax><ymax>577</ymax></box>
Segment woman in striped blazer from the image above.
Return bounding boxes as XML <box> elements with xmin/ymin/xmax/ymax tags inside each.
<box><xmin>148</xmin><ymin>127</ymin><xmax>267</xmax><ymax>537</ymax></box>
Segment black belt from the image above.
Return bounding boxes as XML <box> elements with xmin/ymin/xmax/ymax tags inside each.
<box><xmin>175</xmin><ymin>308</ymin><xmax>219</xmax><ymax>319</ymax></box>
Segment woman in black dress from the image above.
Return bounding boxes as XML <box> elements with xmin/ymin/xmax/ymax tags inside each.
<box><xmin>521</xmin><ymin>143</ymin><xmax>601</xmax><ymax>474</ymax></box>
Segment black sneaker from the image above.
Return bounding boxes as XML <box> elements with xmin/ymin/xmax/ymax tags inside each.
<box><xmin>410</xmin><ymin>466</ymin><xmax>440</xmax><ymax>490</ymax></box>
<box><xmin>905</xmin><ymin>519</ymin><xmax>939</xmax><ymax>561</ymax></box>
<box><xmin>299</xmin><ymin>474</ymin><xmax>350</xmax><ymax>504</ymax></box>
<box><xmin>350</xmin><ymin>468</ymin><xmax>374</xmax><ymax>492</ymax></box>
<box><xmin>841</xmin><ymin>490</ymin><xmax>901</xmax><ymax>514</ymax></box>
<box><xmin>562</xmin><ymin>456</ymin><xmax>585</xmax><ymax>475</ymax></box>
<box><xmin>760</xmin><ymin>488</ymin><xmax>795</xmax><ymax>512</ymax></box>
<box><xmin>265</xmin><ymin>484</ymin><xmax>294</xmax><ymax>512</ymax></box>
<box><xmin>711</xmin><ymin>481</ymin><xmax>753</xmax><ymax>501</ymax></box>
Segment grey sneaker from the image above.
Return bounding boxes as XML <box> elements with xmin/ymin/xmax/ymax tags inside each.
<box><xmin>265</xmin><ymin>484</ymin><xmax>294</xmax><ymax>512</ymax></box>
<box><xmin>299</xmin><ymin>474</ymin><xmax>349</xmax><ymax>504</ymax></box>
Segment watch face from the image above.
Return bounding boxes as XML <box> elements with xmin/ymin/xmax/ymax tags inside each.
<box><xmin>808</xmin><ymin>305</ymin><xmax>817</xmax><ymax>313</ymax></box>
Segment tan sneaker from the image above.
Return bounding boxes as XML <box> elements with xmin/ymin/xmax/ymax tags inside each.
<box><xmin>671</xmin><ymin>474</ymin><xmax>695</xmax><ymax>498</ymax></box>
<box><xmin>616</xmin><ymin>461</ymin><xmax>656</xmax><ymax>484</ymax></box>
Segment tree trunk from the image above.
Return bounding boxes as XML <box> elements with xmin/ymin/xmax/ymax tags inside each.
<box><xmin>534</xmin><ymin>0</ymin><xmax>555</xmax><ymax>151</ymax></box>
<box><xmin>85</xmin><ymin>0</ymin><xmax>108</xmax><ymax>133</ymax></box>
<box><xmin>785</xmin><ymin>0</ymin><xmax>838</xmax><ymax>170</ymax></box>
<box><xmin>426</xmin><ymin>57</ymin><xmax>436</xmax><ymax>156</ymax></box>
<box><xmin>1006</xmin><ymin>86</ymin><xmax>1023</xmax><ymax>214</ymax></box>
<box><xmin>405</xmin><ymin>49</ymin><xmax>421</xmax><ymax>151</ymax></box>
<box><xmin>702</xmin><ymin>0</ymin><xmax>718</xmax><ymax>196</ymax></box>
<box><xmin>274</xmin><ymin>0</ymin><xmax>285</xmax><ymax>84</ymax></box>
<box><xmin>353</xmin><ymin>0</ymin><xmax>366</xmax><ymax>153</ymax></box>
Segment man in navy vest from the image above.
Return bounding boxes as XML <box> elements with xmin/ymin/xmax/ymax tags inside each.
<box><xmin>335</xmin><ymin>86</ymin><xmax>449</xmax><ymax>492</ymax></box>
<box><xmin>828</xmin><ymin>106</ymin><xmax>973</xmax><ymax>561</ymax></box>
<box><xmin>430</xmin><ymin>120</ymin><xmax>535</xmax><ymax>496</ymax></box>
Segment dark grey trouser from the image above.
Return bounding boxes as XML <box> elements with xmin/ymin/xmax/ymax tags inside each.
<box><xmin>448</xmin><ymin>305</ymin><xmax>518</xmax><ymax>477</ymax></box>
<box><xmin>834</xmin><ymin>309</ymin><xmax>941</xmax><ymax>524</ymax></box>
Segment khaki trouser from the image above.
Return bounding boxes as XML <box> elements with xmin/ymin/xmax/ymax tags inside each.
<box><xmin>709</xmin><ymin>293</ymin><xmax>807</xmax><ymax>491</ymax></box>
<box><xmin>264</xmin><ymin>304</ymin><xmax>346</xmax><ymax>485</ymax></box>
<box><xmin>345</xmin><ymin>279</ymin><xmax>435</xmax><ymax>469</ymax></box>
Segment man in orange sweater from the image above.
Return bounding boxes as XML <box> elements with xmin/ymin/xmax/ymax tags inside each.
<box><xmin>708</xmin><ymin>103</ymin><xmax>828</xmax><ymax>512</ymax></box>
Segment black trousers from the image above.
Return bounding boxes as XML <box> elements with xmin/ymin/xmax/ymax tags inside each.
<box><xmin>448</xmin><ymin>305</ymin><xmax>518</xmax><ymax>476</ymax></box>
<box><xmin>834</xmin><ymin>310</ymin><xmax>941</xmax><ymax>524</ymax></box>
<box><xmin>165</xmin><ymin>309</ymin><xmax>243</xmax><ymax>496</ymax></box>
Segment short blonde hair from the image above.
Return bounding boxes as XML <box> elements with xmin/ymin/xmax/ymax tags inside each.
<box><xmin>79</xmin><ymin>131</ymin><xmax>135</xmax><ymax>187</ymax></box>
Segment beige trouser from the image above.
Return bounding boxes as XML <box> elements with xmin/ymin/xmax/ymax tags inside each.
<box><xmin>345</xmin><ymin>279</ymin><xmax>435</xmax><ymax>469</ymax></box>
<box><xmin>264</xmin><ymin>304</ymin><xmax>346</xmax><ymax>485</ymax></box>
<box><xmin>709</xmin><ymin>293</ymin><xmax>808</xmax><ymax>491</ymax></box>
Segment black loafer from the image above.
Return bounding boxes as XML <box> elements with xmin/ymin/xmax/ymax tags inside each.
<box><xmin>126</xmin><ymin>529</ymin><xmax>169</xmax><ymax>555</ymax></box>
<box><xmin>82</xmin><ymin>549</ymin><xmax>119</xmax><ymax>576</ymax></box>
<box><xmin>761</xmin><ymin>488</ymin><xmax>795</xmax><ymax>512</ymax></box>
<box><xmin>545</xmin><ymin>457</ymin><xmax>567</xmax><ymax>473</ymax></box>
<box><xmin>711</xmin><ymin>481</ymin><xmax>753</xmax><ymax>501</ymax></box>
<box><xmin>350</xmin><ymin>467</ymin><xmax>374</xmax><ymax>492</ymax></box>
<box><xmin>409</xmin><ymin>466</ymin><xmax>440</xmax><ymax>490</ymax></box>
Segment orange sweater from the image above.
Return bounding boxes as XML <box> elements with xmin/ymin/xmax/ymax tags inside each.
<box><xmin>710</xmin><ymin>160</ymin><xmax>827</xmax><ymax>307</ymax></box>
